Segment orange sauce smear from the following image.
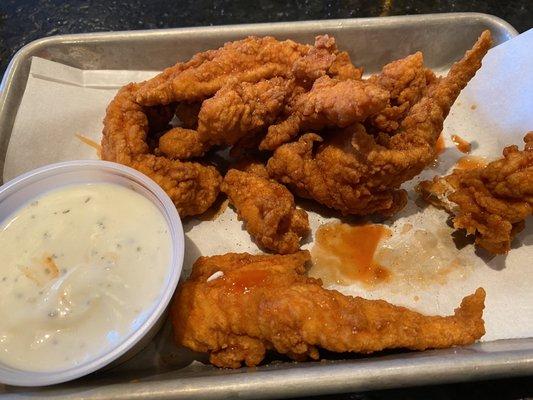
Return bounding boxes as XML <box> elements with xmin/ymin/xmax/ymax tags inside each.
<box><xmin>75</xmin><ymin>134</ymin><xmax>102</xmax><ymax>157</ymax></box>
<box><xmin>227</xmin><ymin>269</ymin><xmax>269</xmax><ymax>294</ymax></box>
<box><xmin>310</xmin><ymin>222</ymin><xmax>392</xmax><ymax>286</ymax></box>
<box><xmin>451</xmin><ymin>134</ymin><xmax>471</xmax><ymax>154</ymax></box>
<box><xmin>455</xmin><ymin>155</ymin><xmax>487</xmax><ymax>170</ymax></box>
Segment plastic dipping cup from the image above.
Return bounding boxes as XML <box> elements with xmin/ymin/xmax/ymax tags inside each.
<box><xmin>0</xmin><ymin>160</ymin><xmax>184</xmax><ymax>386</ymax></box>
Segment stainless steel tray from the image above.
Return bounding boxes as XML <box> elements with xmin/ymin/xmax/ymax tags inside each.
<box><xmin>1</xmin><ymin>12</ymin><xmax>531</xmax><ymax>400</ymax></box>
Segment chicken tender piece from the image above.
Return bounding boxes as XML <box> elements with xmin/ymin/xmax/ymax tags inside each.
<box><xmin>158</xmin><ymin>77</ymin><xmax>296</xmax><ymax>159</ymax></box>
<box><xmin>267</xmin><ymin>31</ymin><xmax>492</xmax><ymax>216</ymax></box>
<box><xmin>231</xmin><ymin>157</ymin><xmax>270</xmax><ymax>178</ymax></box>
<box><xmin>101</xmin><ymin>83</ymin><xmax>222</xmax><ymax>217</ymax></box>
<box><xmin>222</xmin><ymin>169</ymin><xmax>310</xmax><ymax>254</ymax></box>
<box><xmin>328</xmin><ymin>51</ymin><xmax>364</xmax><ymax>80</ymax></box>
<box><xmin>291</xmin><ymin>34</ymin><xmax>363</xmax><ymax>83</ymax></box>
<box><xmin>136</xmin><ymin>36</ymin><xmax>314</xmax><ymax>106</ymax></box>
<box><xmin>260</xmin><ymin>76</ymin><xmax>390</xmax><ymax>150</ymax></box>
<box><xmin>367</xmin><ymin>52</ymin><xmax>435</xmax><ymax>134</ymax></box>
<box><xmin>268</xmin><ymin>128</ymin><xmax>409</xmax><ymax>215</ymax></box>
<box><xmin>158</xmin><ymin>127</ymin><xmax>207</xmax><ymax>160</ymax></box>
<box><xmin>172</xmin><ymin>251</ymin><xmax>486</xmax><ymax>368</ymax></box>
<box><xmin>418</xmin><ymin>133</ymin><xmax>533</xmax><ymax>254</ymax></box>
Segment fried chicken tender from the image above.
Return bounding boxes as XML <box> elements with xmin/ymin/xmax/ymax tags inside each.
<box><xmin>231</xmin><ymin>157</ymin><xmax>270</xmax><ymax>178</ymax></box>
<box><xmin>267</xmin><ymin>31</ymin><xmax>492</xmax><ymax>216</ymax></box>
<box><xmin>172</xmin><ymin>251</ymin><xmax>486</xmax><ymax>368</ymax></box>
<box><xmin>418</xmin><ymin>133</ymin><xmax>533</xmax><ymax>254</ymax></box>
<box><xmin>367</xmin><ymin>52</ymin><xmax>435</xmax><ymax>134</ymax></box>
<box><xmin>328</xmin><ymin>51</ymin><xmax>364</xmax><ymax>81</ymax></box>
<box><xmin>135</xmin><ymin>36</ymin><xmax>314</xmax><ymax>106</ymax></box>
<box><xmin>158</xmin><ymin>77</ymin><xmax>296</xmax><ymax>159</ymax></box>
<box><xmin>260</xmin><ymin>76</ymin><xmax>389</xmax><ymax>150</ymax></box>
<box><xmin>101</xmin><ymin>83</ymin><xmax>222</xmax><ymax>217</ymax></box>
<box><xmin>222</xmin><ymin>169</ymin><xmax>310</xmax><ymax>254</ymax></box>
<box><xmin>291</xmin><ymin>34</ymin><xmax>363</xmax><ymax>83</ymax></box>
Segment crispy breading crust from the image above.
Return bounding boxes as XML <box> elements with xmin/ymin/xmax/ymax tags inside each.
<box><xmin>135</xmin><ymin>36</ymin><xmax>313</xmax><ymax>106</ymax></box>
<box><xmin>418</xmin><ymin>133</ymin><xmax>533</xmax><ymax>254</ymax></box>
<box><xmin>172</xmin><ymin>251</ymin><xmax>485</xmax><ymax>368</ymax></box>
<box><xmin>222</xmin><ymin>169</ymin><xmax>310</xmax><ymax>254</ymax></box>
<box><xmin>101</xmin><ymin>83</ymin><xmax>222</xmax><ymax>217</ymax></box>
<box><xmin>267</xmin><ymin>31</ymin><xmax>492</xmax><ymax>216</ymax></box>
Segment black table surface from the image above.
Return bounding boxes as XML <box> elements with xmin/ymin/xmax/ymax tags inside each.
<box><xmin>0</xmin><ymin>1</ymin><xmax>532</xmax><ymax>399</ymax></box>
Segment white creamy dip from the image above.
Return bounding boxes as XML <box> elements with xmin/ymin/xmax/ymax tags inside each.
<box><xmin>0</xmin><ymin>183</ymin><xmax>171</xmax><ymax>372</ymax></box>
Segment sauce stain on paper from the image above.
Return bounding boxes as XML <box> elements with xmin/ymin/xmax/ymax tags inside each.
<box><xmin>310</xmin><ymin>222</ymin><xmax>392</xmax><ymax>287</ymax></box>
<box><xmin>451</xmin><ymin>134</ymin><xmax>471</xmax><ymax>154</ymax></box>
<box><xmin>455</xmin><ymin>155</ymin><xmax>487</xmax><ymax>170</ymax></box>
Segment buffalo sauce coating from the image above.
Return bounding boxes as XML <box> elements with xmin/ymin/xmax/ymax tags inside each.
<box><xmin>309</xmin><ymin>222</ymin><xmax>392</xmax><ymax>286</ymax></box>
<box><xmin>225</xmin><ymin>269</ymin><xmax>270</xmax><ymax>294</ymax></box>
<box><xmin>455</xmin><ymin>155</ymin><xmax>487</xmax><ymax>170</ymax></box>
<box><xmin>451</xmin><ymin>135</ymin><xmax>471</xmax><ymax>154</ymax></box>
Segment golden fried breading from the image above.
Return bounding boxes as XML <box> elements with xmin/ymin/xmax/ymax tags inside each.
<box><xmin>158</xmin><ymin>77</ymin><xmax>296</xmax><ymax>159</ymax></box>
<box><xmin>158</xmin><ymin>127</ymin><xmax>207</xmax><ymax>160</ymax></box>
<box><xmin>367</xmin><ymin>52</ymin><xmax>434</xmax><ymax>133</ymax></box>
<box><xmin>259</xmin><ymin>76</ymin><xmax>390</xmax><ymax>150</ymax></box>
<box><xmin>172</xmin><ymin>251</ymin><xmax>486</xmax><ymax>368</ymax></box>
<box><xmin>267</xmin><ymin>31</ymin><xmax>492</xmax><ymax>216</ymax></box>
<box><xmin>231</xmin><ymin>157</ymin><xmax>270</xmax><ymax>178</ymax></box>
<box><xmin>135</xmin><ymin>36</ymin><xmax>314</xmax><ymax>106</ymax></box>
<box><xmin>291</xmin><ymin>34</ymin><xmax>363</xmax><ymax>83</ymax></box>
<box><xmin>101</xmin><ymin>83</ymin><xmax>222</xmax><ymax>217</ymax></box>
<box><xmin>291</xmin><ymin>34</ymin><xmax>337</xmax><ymax>83</ymax></box>
<box><xmin>418</xmin><ymin>133</ymin><xmax>533</xmax><ymax>254</ymax></box>
<box><xmin>267</xmin><ymin>127</ymin><xmax>409</xmax><ymax>215</ymax></box>
<box><xmin>328</xmin><ymin>51</ymin><xmax>364</xmax><ymax>80</ymax></box>
<box><xmin>221</xmin><ymin>169</ymin><xmax>309</xmax><ymax>254</ymax></box>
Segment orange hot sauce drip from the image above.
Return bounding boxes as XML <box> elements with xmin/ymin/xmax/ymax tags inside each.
<box><xmin>435</xmin><ymin>133</ymin><xmax>446</xmax><ymax>155</ymax></box>
<box><xmin>227</xmin><ymin>269</ymin><xmax>269</xmax><ymax>294</ymax></box>
<box><xmin>455</xmin><ymin>155</ymin><xmax>487</xmax><ymax>170</ymax></box>
<box><xmin>451</xmin><ymin>134</ymin><xmax>471</xmax><ymax>154</ymax></box>
<box><xmin>313</xmin><ymin>223</ymin><xmax>391</xmax><ymax>286</ymax></box>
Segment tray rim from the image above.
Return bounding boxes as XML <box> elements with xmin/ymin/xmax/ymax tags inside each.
<box><xmin>0</xmin><ymin>12</ymin><xmax>530</xmax><ymax>399</ymax></box>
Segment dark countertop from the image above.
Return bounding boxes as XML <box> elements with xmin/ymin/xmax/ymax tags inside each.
<box><xmin>0</xmin><ymin>1</ymin><xmax>532</xmax><ymax>399</ymax></box>
<box><xmin>0</xmin><ymin>0</ymin><xmax>531</xmax><ymax>77</ymax></box>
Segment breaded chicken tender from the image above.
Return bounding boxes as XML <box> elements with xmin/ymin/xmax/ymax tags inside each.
<box><xmin>291</xmin><ymin>34</ymin><xmax>363</xmax><ymax>83</ymax></box>
<box><xmin>135</xmin><ymin>36</ymin><xmax>313</xmax><ymax>106</ymax></box>
<box><xmin>222</xmin><ymin>169</ymin><xmax>310</xmax><ymax>254</ymax></box>
<box><xmin>259</xmin><ymin>76</ymin><xmax>389</xmax><ymax>150</ymax></box>
<box><xmin>418</xmin><ymin>133</ymin><xmax>533</xmax><ymax>254</ymax></box>
<box><xmin>267</xmin><ymin>31</ymin><xmax>492</xmax><ymax>216</ymax></box>
<box><xmin>159</xmin><ymin>78</ymin><xmax>295</xmax><ymax>159</ymax></box>
<box><xmin>172</xmin><ymin>251</ymin><xmax>486</xmax><ymax>368</ymax></box>
<box><xmin>367</xmin><ymin>52</ymin><xmax>436</xmax><ymax>134</ymax></box>
<box><xmin>101</xmin><ymin>83</ymin><xmax>222</xmax><ymax>217</ymax></box>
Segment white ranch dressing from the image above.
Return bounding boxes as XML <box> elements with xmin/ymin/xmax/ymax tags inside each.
<box><xmin>0</xmin><ymin>183</ymin><xmax>171</xmax><ymax>372</ymax></box>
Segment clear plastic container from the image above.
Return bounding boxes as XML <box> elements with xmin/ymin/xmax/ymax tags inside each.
<box><xmin>0</xmin><ymin>160</ymin><xmax>184</xmax><ymax>386</ymax></box>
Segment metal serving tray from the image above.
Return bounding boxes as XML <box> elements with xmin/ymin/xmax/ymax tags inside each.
<box><xmin>0</xmin><ymin>12</ymin><xmax>531</xmax><ymax>400</ymax></box>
